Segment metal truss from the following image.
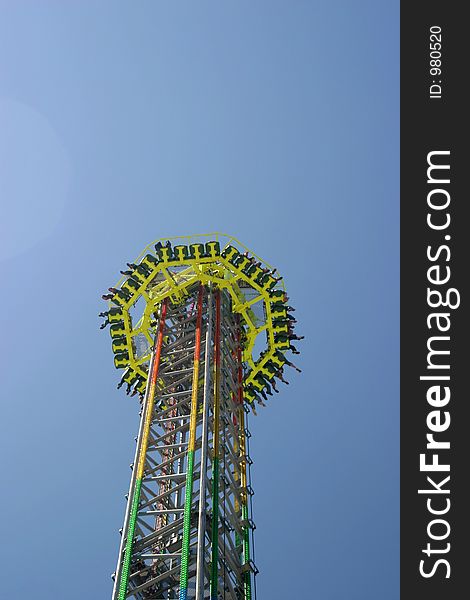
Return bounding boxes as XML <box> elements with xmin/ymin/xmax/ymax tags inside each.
<box><xmin>112</xmin><ymin>287</ymin><xmax>257</xmax><ymax>600</ymax></box>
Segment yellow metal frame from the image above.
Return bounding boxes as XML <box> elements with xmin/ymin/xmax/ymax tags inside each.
<box><xmin>108</xmin><ymin>234</ymin><xmax>288</xmax><ymax>401</ymax></box>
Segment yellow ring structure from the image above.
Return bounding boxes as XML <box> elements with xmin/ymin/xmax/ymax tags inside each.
<box><xmin>107</xmin><ymin>233</ymin><xmax>291</xmax><ymax>403</ymax></box>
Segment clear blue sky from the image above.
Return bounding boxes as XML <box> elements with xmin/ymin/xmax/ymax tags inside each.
<box><xmin>0</xmin><ymin>2</ymin><xmax>398</xmax><ymax>598</ymax></box>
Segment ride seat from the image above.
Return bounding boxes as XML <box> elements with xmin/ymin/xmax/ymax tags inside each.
<box><xmin>157</xmin><ymin>246</ymin><xmax>174</xmax><ymax>262</ymax></box>
<box><xmin>112</xmin><ymin>337</ymin><xmax>129</xmax><ymax>354</ymax></box>
<box><xmin>131</xmin><ymin>267</ymin><xmax>148</xmax><ymax>284</ymax></box>
<box><xmin>108</xmin><ymin>307</ymin><xmax>124</xmax><ymax>323</ymax></box>
<box><xmin>123</xmin><ymin>369</ymin><xmax>140</xmax><ymax>385</ymax></box>
<box><xmin>205</xmin><ymin>241</ymin><xmax>220</xmax><ymax>258</ymax></box>
<box><xmin>259</xmin><ymin>274</ymin><xmax>276</xmax><ymax>291</ymax></box>
<box><xmin>271</xmin><ymin>307</ymin><xmax>288</xmax><ymax>320</ymax></box>
<box><xmin>274</xmin><ymin>338</ymin><xmax>290</xmax><ymax>350</ymax></box>
<box><xmin>234</xmin><ymin>255</ymin><xmax>251</xmax><ymax>271</ymax></box>
<box><xmin>268</xmin><ymin>288</ymin><xmax>284</xmax><ymax>300</ymax></box>
<box><xmin>135</xmin><ymin>378</ymin><xmax>147</xmax><ymax>393</ymax></box>
<box><xmin>141</xmin><ymin>254</ymin><xmax>159</xmax><ymax>272</ymax></box>
<box><xmin>189</xmin><ymin>243</ymin><xmax>206</xmax><ymax>260</ymax></box>
<box><xmin>111</xmin><ymin>289</ymin><xmax>131</xmax><ymax>307</ymax></box>
<box><xmin>110</xmin><ymin>322</ymin><xmax>126</xmax><ymax>338</ymax></box>
<box><xmin>244</xmin><ymin>387</ymin><xmax>256</xmax><ymax>403</ymax></box>
<box><xmin>114</xmin><ymin>352</ymin><xmax>130</xmax><ymax>368</ymax></box>
<box><xmin>121</xmin><ymin>278</ymin><xmax>140</xmax><ymax>297</ymax></box>
<box><xmin>244</xmin><ymin>264</ymin><xmax>264</xmax><ymax>282</ymax></box>
<box><xmin>251</xmin><ymin>377</ymin><xmax>264</xmax><ymax>391</ymax></box>
<box><xmin>173</xmin><ymin>245</ymin><xmax>190</xmax><ymax>261</ymax></box>
<box><xmin>221</xmin><ymin>245</ymin><xmax>239</xmax><ymax>264</ymax></box>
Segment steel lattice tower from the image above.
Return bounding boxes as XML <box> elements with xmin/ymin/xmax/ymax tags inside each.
<box><xmin>101</xmin><ymin>234</ymin><xmax>301</xmax><ymax>600</ymax></box>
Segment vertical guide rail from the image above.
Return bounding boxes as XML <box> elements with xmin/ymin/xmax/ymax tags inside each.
<box><xmin>114</xmin><ymin>298</ymin><xmax>168</xmax><ymax>600</ymax></box>
<box><xmin>195</xmin><ymin>287</ymin><xmax>213</xmax><ymax>600</ymax></box>
<box><xmin>179</xmin><ymin>286</ymin><xmax>205</xmax><ymax>600</ymax></box>
<box><xmin>210</xmin><ymin>291</ymin><xmax>222</xmax><ymax>600</ymax></box>
<box><xmin>236</xmin><ymin>320</ymin><xmax>252</xmax><ymax>600</ymax></box>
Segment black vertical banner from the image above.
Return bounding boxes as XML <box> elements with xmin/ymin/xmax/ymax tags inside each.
<box><xmin>401</xmin><ymin>4</ymin><xmax>469</xmax><ymax>600</ymax></box>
